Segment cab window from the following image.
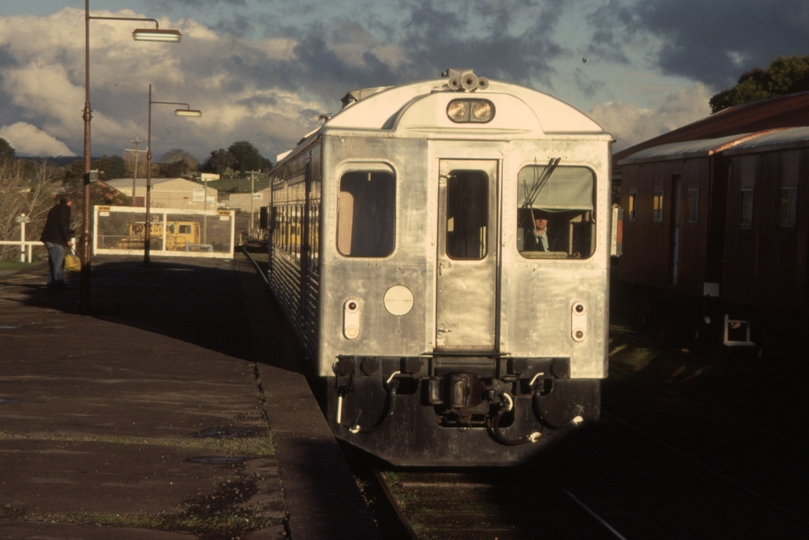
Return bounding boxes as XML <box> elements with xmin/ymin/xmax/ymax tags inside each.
<box><xmin>517</xmin><ymin>165</ymin><xmax>595</xmax><ymax>259</ymax></box>
<box><xmin>337</xmin><ymin>169</ymin><xmax>395</xmax><ymax>257</ymax></box>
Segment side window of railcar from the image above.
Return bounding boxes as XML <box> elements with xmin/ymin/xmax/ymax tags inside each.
<box><xmin>337</xmin><ymin>170</ymin><xmax>396</xmax><ymax>257</ymax></box>
<box><xmin>517</xmin><ymin>165</ymin><xmax>596</xmax><ymax>259</ymax></box>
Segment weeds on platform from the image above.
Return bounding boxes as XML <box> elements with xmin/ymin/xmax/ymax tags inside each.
<box><xmin>35</xmin><ymin>476</ymin><xmax>286</xmax><ymax>540</ymax></box>
<box><xmin>0</xmin><ymin>431</ymin><xmax>275</xmax><ymax>457</ymax></box>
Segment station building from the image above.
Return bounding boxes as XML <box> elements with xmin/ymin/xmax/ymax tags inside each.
<box><xmin>105</xmin><ymin>177</ymin><xmax>218</xmax><ymax>210</ymax></box>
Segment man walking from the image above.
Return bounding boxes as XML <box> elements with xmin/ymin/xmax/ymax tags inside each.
<box><xmin>40</xmin><ymin>194</ymin><xmax>74</xmax><ymax>289</ymax></box>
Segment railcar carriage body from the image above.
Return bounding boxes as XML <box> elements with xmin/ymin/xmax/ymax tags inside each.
<box><xmin>268</xmin><ymin>70</ymin><xmax>615</xmax><ymax>466</ymax></box>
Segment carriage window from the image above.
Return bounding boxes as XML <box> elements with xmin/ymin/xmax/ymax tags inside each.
<box><xmin>517</xmin><ymin>165</ymin><xmax>595</xmax><ymax>259</ymax></box>
<box><xmin>446</xmin><ymin>171</ymin><xmax>488</xmax><ymax>259</ymax></box>
<box><xmin>686</xmin><ymin>189</ymin><xmax>699</xmax><ymax>223</ymax></box>
<box><xmin>781</xmin><ymin>187</ymin><xmax>797</xmax><ymax>227</ymax></box>
<box><xmin>653</xmin><ymin>191</ymin><xmax>664</xmax><ymax>222</ymax></box>
<box><xmin>628</xmin><ymin>191</ymin><xmax>637</xmax><ymax>221</ymax></box>
<box><xmin>337</xmin><ymin>169</ymin><xmax>395</xmax><ymax>257</ymax></box>
<box><xmin>740</xmin><ymin>188</ymin><xmax>754</xmax><ymax>227</ymax></box>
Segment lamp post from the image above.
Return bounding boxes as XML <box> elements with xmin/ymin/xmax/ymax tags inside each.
<box><xmin>144</xmin><ymin>84</ymin><xmax>202</xmax><ymax>267</ymax></box>
<box><xmin>125</xmin><ymin>137</ymin><xmax>145</xmax><ymax>206</ymax></box>
<box><xmin>80</xmin><ymin>0</ymin><xmax>181</xmax><ymax>314</ymax></box>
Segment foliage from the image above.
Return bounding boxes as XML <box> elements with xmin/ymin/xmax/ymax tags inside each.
<box><xmin>64</xmin><ymin>156</ymin><xmax>129</xmax><ymax>187</ymax></box>
<box><xmin>159</xmin><ymin>148</ymin><xmax>199</xmax><ymax>178</ymax></box>
<box><xmin>710</xmin><ymin>55</ymin><xmax>809</xmax><ymax>113</ymax></box>
<box><xmin>228</xmin><ymin>140</ymin><xmax>272</xmax><ymax>174</ymax></box>
<box><xmin>0</xmin><ymin>159</ymin><xmax>63</xmax><ymax>260</ymax></box>
<box><xmin>0</xmin><ymin>138</ymin><xmax>14</xmax><ymax>164</ymax></box>
<box><xmin>94</xmin><ymin>155</ymin><xmax>127</xmax><ymax>180</ymax></box>
<box><xmin>63</xmin><ymin>160</ymin><xmax>85</xmax><ymax>190</ymax></box>
<box><xmin>204</xmin><ymin>148</ymin><xmax>237</xmax><ymax>176</ymax></box>
<box><xmin>203</xmin><ymin>141</ymin><xmax>272</xmax><ymax>176</ymax></box>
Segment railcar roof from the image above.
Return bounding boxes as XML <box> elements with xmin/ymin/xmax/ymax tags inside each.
<box><xmin>723</xmin><ymin>126</ymin><xmax>809</xmax><ymax>155</ymax></box>
<box><xmin>618</xmin><ymin>126</ymin><xmax>809</xmax><ymax>165</ymax></box>
<box><xmin>617</xmin><ymin>133</ymin><xmax>754</xmax><ymax>164</ymax></box>
<box><xmin>325</xmin><ymin>77</ymin><xmax>605</xmax><ymax>133</ymax></box>
<box><xmin>274</xmin><ymin>77</ymin><xmax>608</xmax><ymax>168</ymax></box>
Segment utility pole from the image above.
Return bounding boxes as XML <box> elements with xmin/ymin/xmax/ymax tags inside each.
<box><xmin>248</xmin><ymin>170</ymin><xmax>260</xmax><ymax>234</ymax></box>
<box><xmin>125</xmin><ymin>137</ymin><xmax>145</xmax><ymax>206</ymax></box>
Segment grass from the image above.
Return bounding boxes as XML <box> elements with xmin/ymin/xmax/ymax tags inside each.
<box><xmin>0</xmin><ymin>431</ymin><xmax>275</xmax><ymax>456</ymax></box>
<box><xmin>1</xmin><ymin>431</ymin><xmax>284</xmax><ymax>539</ymax></box>
<box><xmin>0</xmin><ymin>260</ymin><xmax>41</xmax><ymax>272</ymax></box>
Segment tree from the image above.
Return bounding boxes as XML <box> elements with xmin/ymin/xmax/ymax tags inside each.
<box><xmin>227</xmin><ymin>140</ymin><xmax>272</xmax><ymax>174</ymax></box>
<box><xmin>94</xmin><ymin>155</ymin><xmax>127</xmax><ymax>180</ymax></box>
<box><xmin>159</xmin><ymin>148</ymin><xmax>199</xmax><ymax>178</ymax></box>
<box><xmin>203</xmin><ymin>148</ymin><xmax>237</xmax><ymax>175</ymax></box>
<box><xmin>0</xmin><ymin>138</ymin><xmax>14</xmax><ymax>164</ymax></box>
<box><xmin>710</xmin><ymin>55</ymin><xmax>809</xmax><ymax>113</ymax></box>
<box><xmin>0</xmin><ymin>159</ymin><xmax>63</xmax><ymax>261</ymax></box>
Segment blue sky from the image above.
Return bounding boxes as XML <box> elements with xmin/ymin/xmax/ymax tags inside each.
<box><xmin>1</xmin><ymin>0</ymin><xmax>806</xmax><ymax>161</ymax></box>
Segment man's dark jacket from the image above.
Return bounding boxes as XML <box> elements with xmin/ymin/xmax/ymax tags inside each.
<box><xmin>40</xmin><ymin>201</ymin><xmax>73</xmax><ymax>247</ymax></box>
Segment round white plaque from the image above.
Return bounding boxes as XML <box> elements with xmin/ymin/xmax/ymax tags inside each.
<box><xmin>383</xmin><ymin>285</ymin><xmax>414</xmax><ymax>316</ymax></box>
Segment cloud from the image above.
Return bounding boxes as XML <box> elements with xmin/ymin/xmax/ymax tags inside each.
<box><xmin>0</xmin><ymin>122</ymin><xmax>76</xmax><ymax>157</ymax></box>
<box><xmin>0</xmin><ymin>3</ymin><xmax>577</xmax><ymax>161</ymax></box>
<box><xmin>588</xmin><ymin>83</ymin><xmax>712</xmax><ymax>151</ymax></box>
<box><xmin>588</xmin><ymin>0</ymin><xmax>809</xmax><ymax>90</ymax></box>
<box><xmin>3</xmin><ymin>1</ymin><xmax>806</xmax><ymax>162</ymax></box>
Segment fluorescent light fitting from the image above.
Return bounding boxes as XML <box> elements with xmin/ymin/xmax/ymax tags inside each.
<box><xmin>132</xmin><ymin>29</ymin><xmax>182</xmax><ymax>42</ymax></box>
<box><xmin>175</xmin><ymin>109</ymin><xmax>202</xmax><ymax>117</ymax></box>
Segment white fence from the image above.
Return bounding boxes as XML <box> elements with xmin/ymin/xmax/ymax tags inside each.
<box><xmin>93</xmin><ymin>205</ymin><xmax>236</xmax><ymax>259</ymax></box>
<box><xmin>0</xmin><ymin>240</ymin><xmax>41</xmax><ymax>263</ymax></box>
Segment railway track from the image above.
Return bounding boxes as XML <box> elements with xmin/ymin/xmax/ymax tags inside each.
<box><xmin>354</xmin><ymin>360</ymin><xmax>809</xmax><ymax>540</ymax></box>
<box><xmin>361</xmin><ymin>466</ymin><xmax>627</xmax><ymax>540</ymax></box>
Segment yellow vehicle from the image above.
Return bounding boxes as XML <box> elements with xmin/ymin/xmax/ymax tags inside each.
<box><xmin>116</xmin><ymin>221</ymin><xmax>201</xmax><ymax>250</ymax></box>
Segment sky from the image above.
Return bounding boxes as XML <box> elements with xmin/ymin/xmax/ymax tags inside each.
<box><xmin>0</xmin><ymin>0</ymin><xmax>807</xmax><ymax>163</ymax></box>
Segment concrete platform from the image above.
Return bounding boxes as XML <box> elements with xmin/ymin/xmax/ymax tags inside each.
<box><xmin>0</xmin><ymin>255</ymin><xmax>379</xmax><ymax>539</ymax></box>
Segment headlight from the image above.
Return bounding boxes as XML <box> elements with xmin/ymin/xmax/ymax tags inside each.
<box><xmin>471</xmin><ymin>100</ymin><xmax>494</xmax><ymax>122</ymax></box>
<box><xmin>447</xmin><ymin>100</ymin><xmax>470</xmax><ymax>122</ymax></box>
<box><xmin>447</xmin><ymin>99</ymin><xmax>495</xmax><ymax>123</ymax></box>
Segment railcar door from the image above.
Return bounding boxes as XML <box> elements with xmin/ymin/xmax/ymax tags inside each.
<box><xmin>436</xmin><ymin>160</ymin><xmax>498</xmax><ymax>351</ymax></box>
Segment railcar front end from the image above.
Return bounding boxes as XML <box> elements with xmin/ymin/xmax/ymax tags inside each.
<box><xmin>268</xmin><ymin>70</ymin><xmax>615</xmax><ymax>466</ymax></box>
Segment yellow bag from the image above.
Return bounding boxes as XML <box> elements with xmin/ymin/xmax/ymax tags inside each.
<box><xmin>64</xmin><ymin>251</ymin><xmax>81</xmax><ymax>272</ymax></box>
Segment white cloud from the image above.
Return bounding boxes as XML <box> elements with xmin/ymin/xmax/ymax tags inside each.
<box><xmin>0</xmin><ymin>8</ymin><xmax>325</xmax><ymax>160</ymax></box>
<box><xmin>589</xmin><ymin>84</ymin><xmax>712</xmax><ymax>151</ymax></box>
<box><xmin>0</xmin><ymin>5</ymin><xmax>717</xmax><ymax>162</ymax></box>
<box><xmin>0</xmin><ymin>122</ymin><xmax>76</xmax><ymax>157</ymax></box>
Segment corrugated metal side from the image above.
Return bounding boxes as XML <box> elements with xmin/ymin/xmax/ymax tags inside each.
<box><xmin>269</xmin><ymin>246</ymin><xmax>319</xmax><ymax>358</ymax></box>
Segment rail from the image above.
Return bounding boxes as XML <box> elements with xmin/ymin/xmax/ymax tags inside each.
<box><xmin>241</xmin><ymin>246</ymin><xmax>268</xmax><ymax>286</ymax></box>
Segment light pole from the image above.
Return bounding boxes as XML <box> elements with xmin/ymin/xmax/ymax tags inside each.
<box><xmin>248</xmin><ymin>170</ymin><xmax>261</xmax><ymax>234</ymax></box>
<box><xmin>125</xmin><ymin>137</ymin><xmax>145</xmax><ymax>206</ymax></box>
<box><xmin>80</xmin><ymin>0</ymin><xmax>182</xmax><ymax>314</ymax></box>
<box><xmin>144</xmin><ymin>84</ymin><xmax>202</xmax><ymax>267</ymax></box>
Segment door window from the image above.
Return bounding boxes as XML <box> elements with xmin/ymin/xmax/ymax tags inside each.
<box><xmin>446</xmin><ymin>171</ymin><xmax>488</xmax><ymax>260</ymax></box>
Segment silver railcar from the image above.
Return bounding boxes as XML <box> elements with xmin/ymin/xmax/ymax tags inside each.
<box><xmin>267</xmin><ymin>70</ymin><xmax>617</xmax><ymax>466</ymax></box>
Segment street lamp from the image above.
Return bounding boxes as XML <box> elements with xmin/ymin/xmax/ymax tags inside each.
<box><xmin>80</xmin><ymin>0</ymin><xmax>181</xmax><ymax>314</ymax></box>
<box><xmin>144</xmin><ymin>84</ymin><xmax>202</xmax><ymax>267</ymax></box>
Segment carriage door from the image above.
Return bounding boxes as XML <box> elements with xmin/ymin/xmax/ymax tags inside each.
<box><xmin>436</xmin><ymin>160</ymin><xmax>498</xmax><ymax>351</ymax></box>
